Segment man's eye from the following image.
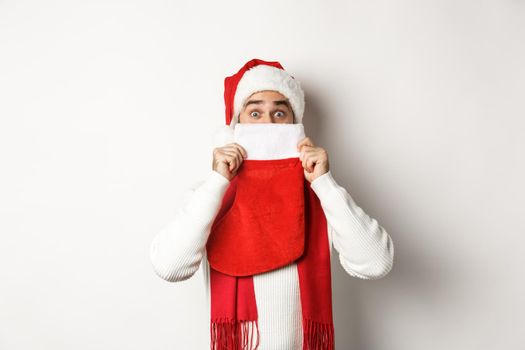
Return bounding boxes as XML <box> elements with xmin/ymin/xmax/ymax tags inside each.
<box><xmin>274</xmin><ymin>111</ymin><xmax>285</xmax><ymax>118</ymax></box>
<box><xmin>250</xmin><ymin>111</ymin><xmax>260</xmax><ymax>118</ymax></box>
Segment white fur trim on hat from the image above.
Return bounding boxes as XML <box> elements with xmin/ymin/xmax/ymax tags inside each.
<box><xmin>230</xmin><ymin>65</ymin><xmax>305</xmax><ymax>128</ymax></box>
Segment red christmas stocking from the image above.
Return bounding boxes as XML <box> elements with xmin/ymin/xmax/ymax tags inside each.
<box><xmin>207</xmin><ymin>156</ymin><xmax>305</xmax><ymax>276</ymax></box>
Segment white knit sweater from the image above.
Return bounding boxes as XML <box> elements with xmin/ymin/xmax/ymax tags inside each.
<box><xmin>149</xmin><ymin>125</ymin><xmax>395</xmax><ymax>349</ymax></box>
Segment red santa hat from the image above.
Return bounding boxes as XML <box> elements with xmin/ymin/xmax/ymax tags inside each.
<box><xmin>213</xmin><ymin>58</ymin><xmax>305</xmax><ymax>147</ymax></box>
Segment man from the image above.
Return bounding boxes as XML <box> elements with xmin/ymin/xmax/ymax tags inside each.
<box><xmin>150</xmin><ymin>58</ymin><xmax>394</xmax><ymax>349</ymax></box>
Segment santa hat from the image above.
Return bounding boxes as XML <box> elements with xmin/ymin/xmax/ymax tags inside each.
<box><xmin>212</xmin><ymin>58</ymin><xmax>305</xmax><ymax>147</ymax></box>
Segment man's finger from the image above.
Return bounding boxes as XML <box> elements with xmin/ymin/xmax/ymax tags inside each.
<box><xmin>302</xmin><ymin>153</ymin><xmax>313</xmax><ymax>173</ymax></box>
<box><xmin>221</xmin><ymin>144</ymin><xmax>244</xmax><ymax>158</ymax></box>
<box><xmin>306</xmin><ymin>158</ymin><xmax>315</xmax><ymax>172</ymax></box>
<box><xmin>231</xmin><ymin>143</ymin><xmax>248</xmax><ymax>158</ymax></box>
<box><xmin>299</xmin><ymin>146</ymin><xmax>315</xmax><ymax>160</ymax></box>
<box><xmin>222</xmin><ymin>149</ymin><xmax>243</xmax><ymax>169</ymax></box>
<box><xmin>297</xmin><ymin>137</ymin><xmax>315</xmax><ymax>151</ymax></box>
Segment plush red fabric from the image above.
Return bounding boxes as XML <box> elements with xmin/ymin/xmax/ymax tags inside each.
<box><xmin>207</xmin><ymin>157</ymin><xmax>305</xmax><ymax>276</ymax></box>
<box><xmin>207</xmin><ymin>157</ymin><xmax>334</xmax><ymax>349</ymax></box>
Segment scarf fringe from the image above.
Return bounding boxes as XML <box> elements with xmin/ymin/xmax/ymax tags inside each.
<box><xmin>303</xmin><ymin>318</ymin><xmax>335</xmax><ymax>350</ymax></box>
<box><xmin>210</xmin><ymin>318</ymin><xmax>260</xmax><ymax>350</ymax></box>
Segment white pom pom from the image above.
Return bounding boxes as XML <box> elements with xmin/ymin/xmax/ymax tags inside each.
<box><xmin>212</xmin><ymin>125</ymin><xmax>235</xmax><ymax>148</ymax></box>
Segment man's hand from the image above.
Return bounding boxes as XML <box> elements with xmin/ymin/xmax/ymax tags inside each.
<box><xmin>297</xmin><ymin>137</ymin><xmax>329</xmax><ymax>183</ymax></box>
<box><xmin>212</xmin><ymin>143</ymin><xmax>247</xmax><ymax>181</ymax></box>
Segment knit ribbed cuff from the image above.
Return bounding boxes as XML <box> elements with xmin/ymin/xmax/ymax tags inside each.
<box><xmin>310</xmin><ymin>170</ymin><xmax>340</xmax><ymax>203</ymax></box>
<box><xmin>199</xmin><ymin>170</ymin><xmax>231</xmax><ymax>199</ymax></box>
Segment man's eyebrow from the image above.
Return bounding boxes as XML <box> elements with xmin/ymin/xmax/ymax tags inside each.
<box><xmin>244</xmin><ymin>99</ymin><xmax>291</xmax><ymax>108</ymax></box>
<box><xmin>273</xmin><ymin>100</ymin><xmax>291</xmax><ymax>108</ymax></box>
<box><xmin>244</xmin><ymin>100</ymin><xmax>264</xmax><ymax>107</ymax></box>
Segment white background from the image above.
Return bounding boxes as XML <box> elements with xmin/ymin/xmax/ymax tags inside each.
<box><xmin>1</xmin><ymin>0</ymin><xmax>524</xmax><ymax>349</ymax></box>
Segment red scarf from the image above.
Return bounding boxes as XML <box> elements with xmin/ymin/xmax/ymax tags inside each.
<box><xmin>206</xmin><ymin>124</ymin><xmax>334</xmax><ymax>349</ymax></box>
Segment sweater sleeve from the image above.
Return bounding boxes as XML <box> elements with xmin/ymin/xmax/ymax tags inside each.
<box><xmin>149</xmin><ymin>170</ymin><xmax>230</xmax><ymax>282</ymax></box>
<box><xmin>310</xmin><ymin>170</ymin><xmax>394</xmax><ymax>280</ymax></box>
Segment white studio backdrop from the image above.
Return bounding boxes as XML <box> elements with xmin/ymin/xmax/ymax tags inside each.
<box><xmin>1</xmin><ymin>0</ymin><xmax>524</xmax><ymax>349</ymax></box>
